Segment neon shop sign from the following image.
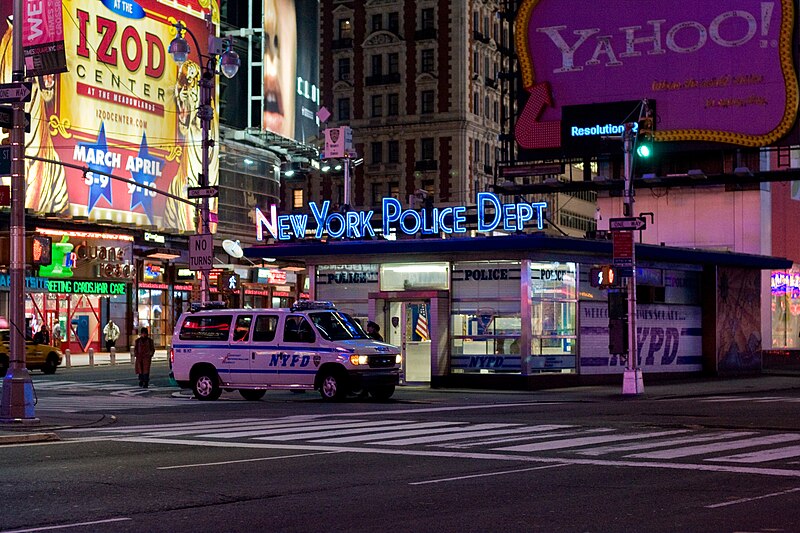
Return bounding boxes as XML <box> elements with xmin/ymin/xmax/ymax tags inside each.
<box><xmin>256</xmin><ymin>193</ymin><xmax>548</xmax><ymax>241</ymax></box>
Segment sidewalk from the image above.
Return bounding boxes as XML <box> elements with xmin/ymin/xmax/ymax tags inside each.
<box><xmin>61</xmin><ymin>349</ymin><xmax>169</xmax><ymax>368</ymax></box>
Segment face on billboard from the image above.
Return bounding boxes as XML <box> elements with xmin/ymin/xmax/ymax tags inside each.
<box><xmin>263</xmin><ymin>0</ymin><xmax>297</xmax><ymax>138</ymax></box>
<box><xmin>514</xmin><ymin>0</ymin><xmax>799</xmax><ymax>150</ymax></box>
<box><xmin>0</xmin><ymin>1</ymin><xmax>219</xmax><ymax>232</ymax></box>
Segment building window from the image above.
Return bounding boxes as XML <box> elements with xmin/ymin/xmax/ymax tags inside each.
<box><xmin>292</xmin><ymin>188</ymin><xmax>304</xmax><ymax>209</ymax></box>
<box><xmin>389</xmin><ymin>181</ymin><xmax>400</xmax><ymax>199</ymax></box>
<box><xmin>371</xmin><ymin>95</ymin><xmax>383</xmax><ymax>117</ymax></box>
<box><xmin>337</xmin><ymin>98</ymin><xmax>351</xmax><ymax>121</ymax></box>
<box><xmin>371</xmin><ymin>141</ymin><xmax>383</xmax><ymax>164</ymax></box>
<box><xmin>338</xmin><ymin>19</ymin><xmax>352</xmax><ymax>39</ymax></box>
<box><xmin>421</xmin><ymin>49</ymin><xmax>434</xmax><ymax>73</ymax></box>
<box><xmin>387</xmin><ymin>93</ymin><xmax>399</xmax><ymax>116</ymax></box>
<box><xmin>388</xmin><ymin>12</ymin><xmax>399</xmax><ymax>34</ymax></box>
<box><xmin>371</xmin><ymin>14</ymin><xmax>382</xmax><ymax>32</ymax></box>
<box><xmin>421</xmin><ymin>138</ymin><xmax>434</xmax><ymax>160</ymax></box>
<box><xmin>474</xmin><ymin>139</ymin><xmax>481</xmax><ymax>162</ymax></box>
<box><xmin>473</xmin><ymin>92</ymin><xmax>480</xmax><ymax>115</ymax></box>
<box><xmin>337</xmin><ymin>57</ymin><xmax>350</xmax><ymax>81</ymax></box>
<box><xmin>484</xmin><ymin>95</ymin><xmax>490</xmax><ymax>118</ymax></box>
<box><xmin>388</xmin><ymin>140</ymin><xmax>399</xmax><ymax>163</ymax></box>
<box><xmin>421</xmin><ymin>90</ymin><xmax>435</xmax><ymax>114</ymax></box>
<box><xmin>473</xmin><ymin>51</ymin><xmax>480</xmax><ymax>75</ymax></box>
<box><xmin>421</xmin><ymin>8</ymin><xmax>434</xmax><ymax>30</ymax></box>
<box><xmin>371</xmin><ymin>183</ymin><xmax>383</xmax><ymax>206</ymax></box>
<box><xmin>484</xmin><ymin>143</ymin><xmax>491</xmax><ymax>164</ymax></box>
<box><xmin>371</xmin><ymin>55</ymin><xmax>383</xmax><ymax>76</ymax></box>
<box><xmin>388</xmin><ymin>52</ymin><xmax>399</xmax><ymax>75</ymax></box>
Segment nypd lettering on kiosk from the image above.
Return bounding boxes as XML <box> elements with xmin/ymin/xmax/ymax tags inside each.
<box><xmin>255</xmin><ymin>192</ymin><xmax>547</xmax><ymax>241</ymax></box>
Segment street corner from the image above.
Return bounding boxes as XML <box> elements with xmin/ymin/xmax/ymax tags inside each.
<box><xmin>0</xmin><ymin>431</ymin><xmax>59</xmax><ymax>445</ymax></box>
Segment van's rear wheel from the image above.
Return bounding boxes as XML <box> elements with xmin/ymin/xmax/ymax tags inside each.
<box><xmin>319</xmin><ymin>371</ymin><xmax>347</xmax><ymax>401</ymax></box>
<box><xmin>192</xmin><ymin>369</ymin><xmax>221</xmax><ymax>401</ymax></box>
<box><xmin>240</xmin><ymin>389</ymin><xmax>266</xmax><ymax>401</ymax></box>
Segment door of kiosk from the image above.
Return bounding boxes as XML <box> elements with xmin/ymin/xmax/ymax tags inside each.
<box><xmin>387</xmin><ymin>301</ymin><xmax>431</xmax><ymax>383</ymax></box>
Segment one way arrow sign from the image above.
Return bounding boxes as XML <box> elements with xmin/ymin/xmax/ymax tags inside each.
<box><xmin>609</xmin><ymin>217</ymin><xmax>647</xmax><ymax>231</ymax></box>
<box><xmin>0</xmin><ymin>82</ymin><xmax>32</xmax><ymax>104</ymax></box>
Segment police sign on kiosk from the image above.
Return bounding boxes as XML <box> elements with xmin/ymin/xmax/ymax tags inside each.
<box><xmin>189</xmin><ymin>234</ymin><xmax>213</xmax><ymax>271</ymax></box>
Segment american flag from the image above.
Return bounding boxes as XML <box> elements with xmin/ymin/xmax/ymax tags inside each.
<box><xmin>415</xmin><ymin>304</ymin><xmax>429</xmax><ymax>341</ymax></box>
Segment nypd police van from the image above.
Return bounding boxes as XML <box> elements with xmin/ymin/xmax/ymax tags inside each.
<box><xmin>171</xmin><ymin>301</ymin><xmax>401</xmax><ymax>401</ymax></box>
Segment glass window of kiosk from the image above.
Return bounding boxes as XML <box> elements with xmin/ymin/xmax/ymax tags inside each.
<box><xmin>771</xmin><ymin>270</ymin><xmax>800</xmax><ymax>348</ymax></box>
<box><xmin>529</xmin><ymin>262</ymin><xmax>577</xmax><ymax>373</ymax></box>
<box><xmin>450</xmin><ymin>261</ymin><xmax>522</xmax><ymax>374</ymax></box>
<box><xmin>138</xmin><ymin>288</ymin><xmax>166</xmax><ymax>348</ymax></box>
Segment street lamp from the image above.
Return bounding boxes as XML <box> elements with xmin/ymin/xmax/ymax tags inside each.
<box><xmin>168</xmin><ymin>21</ymin><xmax>239</xmax><ymax>303</ymax></box>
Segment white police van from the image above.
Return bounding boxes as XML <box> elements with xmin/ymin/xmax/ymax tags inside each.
<box><xmin>171</xmin><ymin>301</ymin><xmax>401</xmax><ymax>401</ymax></box>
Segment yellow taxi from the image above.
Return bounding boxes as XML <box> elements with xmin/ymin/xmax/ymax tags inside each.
<box><xmin>0</xmin><ymin>329</ymin><xmax>63</xmax><ymax>375</ymax></box>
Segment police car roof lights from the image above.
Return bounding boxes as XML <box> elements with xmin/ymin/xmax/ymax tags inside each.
<box><xmin>291</xmin><ymin>300</ymin><xmax>336</xmax><ymax>312</ymax></box>
<box><xmin>189</xmin><ymin>301</ymin><xmax>228</xmax><ymax>312</ymax></box>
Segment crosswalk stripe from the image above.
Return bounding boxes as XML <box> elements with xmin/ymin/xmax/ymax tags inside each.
<box><xmin>67</xmin><ymin>418</ymin><xmax>274</xmax><ymax>433</ymax></box>
<box><xmin>306</xmin><ymin>422</ymin><xmax>480</xmax><ymax>444</ymax></box>
<box><xmin>628</xmin><ymin>434</ymin><xmax>800</xmax><ymax>459</ymax></box>
<box><xmin>236</xmin><ymin>420</ymin><xmax>424</xmax><ymax>441</ymax></box>
<box><xmin>574</xmin><ymin>431</ymin><xmax>754</xmax><ymax>456</ymax></box>
<box><xmin>371</xmin><ymin>424</ymin><xmax>571</xmax><ymax>446</ymax></box>
<box><xmin>494</xmin><ymin>430</ymin><xmax>687</xmax><ymax>452</ymax></box>
<box><xmin>708</xmin><ymin>444</ymin><xmax>800</xmax><ymax>464</ymax></box>
<box><xmin>198</xmin><ymin>419</ymin><xmax>415</xmax><ymax>440</ymax></box>
<box><xmin>441</xmin><ymin>427</ymin><xmax>603</xmax><ymax>449</ymax></box>
<box><xmin>140</xmin><ymin>419</ymin><xmax>340</xmax><ymax>438</ymax></box>
<box><xmin>296</xmin><ymin>423</ymin><xmax>517</xmax><ymax>445</ymax></box>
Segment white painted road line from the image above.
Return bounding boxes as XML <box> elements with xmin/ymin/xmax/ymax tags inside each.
<box><xmin>246</xmin><ymin>420</ymin><xmax>435</xmax><ymax>441</ymax></box>
<box><xmin>440</xmin><ymin>427</ymin><xmax>603</xmax><ymax>449</ymax></box>
<box><xmin>575</xmin><ymin>431</ymin><xmax>753</xmax><ymax>456</ymax></box>
<box><xmin>154</xmin><ymin>418</ymin><xmax>375</xmax><ymax>438</ymax></box>
<box><xmin>628</xmin><ymin>434</ymin><xmax>800</xmax><ymax>459</ymax></box>
<box><xmin>372</xmin><ymin>424</ymin><xmax>571</xmax><ymax>446</ymax></box>
<box><xmin>409</xmin><ymin>463</ymin><xmax>571</xmax><ymax>485</ymax></box>
<box><xmin>0</xmin><ymin>517</ymin><xmax>131</xmax><ymax>533</ymax></box>
<box><xmin>494</xmin><ymin>430</ymin><xmax>687</xmax><ymax>452</ymax></box>
<box><xmin>307</xmin><ymin>422</ymin><xmax>476</xmax><ymax>443</ymax></box>
<box><xmin>709</xmin><ymin>444</ymin><xmax>800</xmax><ymax>464</ymax></box>
<box><xmin>157</xmin><ymin>450</ymin><xmax>343</xmax><ymax>470</ymax></box>
<box><xmin>705</xmin><ymin>487</ymin><xmax>800</xmax><ymax>508</ymax></box>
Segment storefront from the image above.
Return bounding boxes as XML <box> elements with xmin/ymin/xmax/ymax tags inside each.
<box><xmin>245</xmin><ymin>194</ymin><xmax>790</xmax><ymax>389</ymax></box>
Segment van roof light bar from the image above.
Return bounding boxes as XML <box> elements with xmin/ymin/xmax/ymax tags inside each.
<box><xmin>291</xmin><ymin>300</ymin><xmax>336</xmax><ymax>312</ymax></box>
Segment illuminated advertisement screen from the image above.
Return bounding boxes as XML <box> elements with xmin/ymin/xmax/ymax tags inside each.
<box><xmin>262</xmin><ymin>0</ymin><xmax>319</xmax><ymax>144</ymax></box>
<box><xmin>514</xmin><ymin>0</ymin><xmax>799</xmax><ymax>152</ymax></box>
<box><xmin>0</xmin><ymin>0</ymin><xmax>218</xmax><ymax>232</ymax></box>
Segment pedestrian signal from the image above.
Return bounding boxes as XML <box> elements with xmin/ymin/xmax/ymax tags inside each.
<box><xmin>589</xmin><ymin>265</ymin><xmax>618</xmax><ymax>288</ymax></box>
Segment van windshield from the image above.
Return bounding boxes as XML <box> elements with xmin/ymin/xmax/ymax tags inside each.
<box><xmin>309</xmin><ymin>312</ymin><xmax>370</xmax><ymax>341</ymax></box>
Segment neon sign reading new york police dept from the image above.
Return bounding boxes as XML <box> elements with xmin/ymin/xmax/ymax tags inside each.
<box><xmin>255</xmin><ymin>193</ymin><xmax>548</xmax><ymax>241</ymax></box>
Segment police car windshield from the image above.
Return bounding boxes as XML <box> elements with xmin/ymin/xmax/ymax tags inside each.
<box><xmin>308</xmin><ymin>312</ymin><xmax>370</xmax><ymax>341</ymax></box>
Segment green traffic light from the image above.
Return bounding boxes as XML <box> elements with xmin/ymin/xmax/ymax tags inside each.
<box><xmin>636</xmin><ymin>143</ymin><xmax>652</xmax><ymax>158</ymax></box>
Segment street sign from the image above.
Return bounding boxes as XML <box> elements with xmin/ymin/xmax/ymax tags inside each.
<box><xmin>188</xmin><ymin>234</ymin><xmax>213</xmax><ymax>271</ymax></box>
<box><xmin>610</xmin><ymin>216</ymin><xmax>647</xmax><ymax>231</ymax></box>
<box><xmin>0</xmin><ymin>106</ymin><xmax>31</xmax><ymax>132</ymax></box>
<box><xmin>0</xmin><ymin>146</ymin><xmax>10</xmax><ymax>176</ymax></box>
<box><xmin>0</xmin><ymin>82</ymin><xmax>32</xmax><ymax>104</ymax></box>
<box><xmin>187</xmin><ymin>186</ymin><xmax>219</xmax><ymax>199</ymax></box>
<box><xmin>612</xmin><ymin>230</ymin><xmax>634</xmax><ymax>268</ymax></box>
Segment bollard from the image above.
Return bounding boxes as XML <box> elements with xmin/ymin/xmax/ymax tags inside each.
<box><xmin>88</xmin><ymin>348</ymin><xmax>94</xmax><ymax>366</ymax></box>
<box><xmin>65</xmin><ymin>349</ymin><xmax>71</xmax><ymax>368</ymax></box>
<box><xmin>130</xmin><ymin>346</ymin><xmax>135</xmax><ymax>364</ymax></box>
<box><xmin>110</xmin><ymin>346</ymin><xmax>116</xmax><ymax>365</ymax></box>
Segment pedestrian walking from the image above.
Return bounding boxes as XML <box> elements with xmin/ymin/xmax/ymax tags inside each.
<box><xmin>134</xmin><ymin>327</ymin><xmax>155</xmax><ymax>388</ymax></box>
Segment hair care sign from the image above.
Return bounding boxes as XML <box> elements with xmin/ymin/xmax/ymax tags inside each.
<box><xmin>515</xmin><ymin>0</ymin><xmax>799</xmax><ymax>149</ymax></box>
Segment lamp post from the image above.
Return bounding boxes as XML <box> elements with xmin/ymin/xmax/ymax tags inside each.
<box><xmin>168</xmin><ymin>20</ymin><xmax>239</xmax><ymax>303</ymax></box>
<box><xmin>0</xmin><ymin>0</ymin><xmax>35</xmax><ymax>422</ymax></box>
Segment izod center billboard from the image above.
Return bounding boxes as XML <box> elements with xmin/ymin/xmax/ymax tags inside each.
<box><xmin>0</xmin><ymin>0</ymin><xmax>219</xmax><ymax>232</ymax></box>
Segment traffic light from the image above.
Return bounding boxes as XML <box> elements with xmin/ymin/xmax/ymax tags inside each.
<box><xmin>636</xmin><ymin>103</ymin><xmax>654</xmax><ymax>158</ymax></box>
<box><xmin>589</xmin><ymin>265</ymin><xmax>618</xmax><ymax>288</ymax></box>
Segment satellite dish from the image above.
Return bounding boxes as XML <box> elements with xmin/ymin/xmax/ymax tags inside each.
<box><xmin>222</xmin><ymin>239</ymin><xmax>243</xmax><ymax>259</ymax></box>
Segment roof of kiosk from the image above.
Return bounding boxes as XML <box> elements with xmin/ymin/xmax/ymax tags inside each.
<box><xmin>243</xmin><ymin>234</ymin><xmax>792</xmax><ymax>270</ymax></box>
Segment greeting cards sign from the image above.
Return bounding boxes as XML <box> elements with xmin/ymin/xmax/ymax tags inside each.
<box><xmin>0</xmin><ymin>0</ymin><xmax>219</xmax><ymax>232</ymax></box>
<box><xmin>514</xmin><ymin>0</ymin><xmax>799</xmax><ymax>149</ymax></box>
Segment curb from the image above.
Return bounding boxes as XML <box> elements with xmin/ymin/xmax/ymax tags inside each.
<box><xmin>0</xmin><ymin>432</ymin><xmax>60</xmax><ymax>445</ymax></box>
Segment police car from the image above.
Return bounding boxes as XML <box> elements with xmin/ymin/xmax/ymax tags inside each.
<box><xmin>170</xmin><ymin>301</ymin><xmax>401</xmax><ymax>401</ymax></box>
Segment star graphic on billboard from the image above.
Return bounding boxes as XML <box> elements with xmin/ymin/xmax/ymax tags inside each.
<box><xmin>79</xmin><ymin>123</ymin><xmax>114</xmax><ymax>213</ymax></box>
<box><xmin>129</xmin><ymin>132</ymin><xmax>164</xmax><ymax>224</ymax></box>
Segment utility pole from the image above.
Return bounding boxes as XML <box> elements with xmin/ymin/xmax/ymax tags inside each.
<box><xmin>621</xmin><ymin>122</ymin><xmax>643</xmax><ymax>395</ymax></box>
<box><xmin>1</xmin><ymin>0</ymin><xmax>37</xmax><ymax>422</ymax></box>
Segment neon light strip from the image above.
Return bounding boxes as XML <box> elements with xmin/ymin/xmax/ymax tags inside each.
<box><xmin>36</xmin><ymin>228</ymin><xmax>135</xmax><ymax>242</ymax></box>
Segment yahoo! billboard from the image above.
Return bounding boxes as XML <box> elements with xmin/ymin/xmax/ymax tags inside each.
<box><xmin>515</xmin><ymin>0</ymin><xmax>799</xmax><ymax>150</ymax></box>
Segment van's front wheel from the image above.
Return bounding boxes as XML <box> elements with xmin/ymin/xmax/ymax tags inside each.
<box><xmin>319</xmin><ymin>371</ymin><xmax>347</xmax><ymax>401</ymax></box>
<box><xmin>192</xmin><ymin>369</ymin><xmax>221</xmax><ymax>401</ymax></box>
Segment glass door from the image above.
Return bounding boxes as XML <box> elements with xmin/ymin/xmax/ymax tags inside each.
<box><xmin>387</xmin><ymin>301</ymin><xmax>431</xmax><ymax>383</ymax></box>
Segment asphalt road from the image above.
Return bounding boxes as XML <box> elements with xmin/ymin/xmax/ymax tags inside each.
<box><xmin>2</xmin><ymin>362</ymin><xmax>800</xmax><ymax>533</ymax></box>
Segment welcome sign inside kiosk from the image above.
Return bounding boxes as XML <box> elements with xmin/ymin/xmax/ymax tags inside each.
<box><xmin>256</xmin><ymin>192</ymin><xmax>548</xmax><ymax>241</ymax></box>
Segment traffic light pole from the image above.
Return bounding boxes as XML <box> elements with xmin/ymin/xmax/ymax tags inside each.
<box><xmin>622</xmin><ymin>123</ymin><xmax>643</xmax><ymax>395</ymax></box>
<box><xmin>1</xmin><ymin>0</ymin><xmax>36</xmax><ymax>422</ymax></box>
